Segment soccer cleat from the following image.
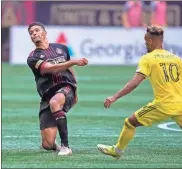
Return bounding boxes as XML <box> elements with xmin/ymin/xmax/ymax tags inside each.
<box><xmin>55</xmin><ymin>144</ymin><xmax>62</xmax><ymax>151</ymax></box>
<box><xmin>97</xmin><ymin>144</ymin><xmax>123</xmax><ymax>159</ymax></box>
<box><xmin>58</xmin><ymin>146</ymin><xmax>72</xmax><ymax>156</ymax></box>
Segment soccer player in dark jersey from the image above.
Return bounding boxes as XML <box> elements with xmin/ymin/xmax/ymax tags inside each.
<box><xmin>27</xmin><ymin>22</ymin><xmax>88</xmax><ymax>156</ymax></box>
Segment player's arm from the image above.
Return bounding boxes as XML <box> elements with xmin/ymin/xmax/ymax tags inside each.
<box><xmin>41</xmin><ymin>44</ymin><xmax>87</xmax><ymax>74</ymax></box>
<box><xmin>104</xmin><ymin>56</ymin><xmax>150</xmax><ymax>108</ymax></box>
<box><xmin>104</xmin><ymin>74</ymin><xmax>145</xmax><ymax>108</ymax></box>
<box><xmin>40</xmin><ymin>59</ymin><xmax>87</xmax><ymax>74</ymax></box>
<box><xmin>27</xmin><ymin>56</ymin><xmax>88</xmax><ymax>74</ymax></box>
<box><xmin>114</xmin><ymin>73</ymin><xmax>145</xmax><ymax>100</ymax></box>
<box><xmin>114</xmin><ymin>56</ymin><xmax>150</xmax><ymax>100</ymax></box>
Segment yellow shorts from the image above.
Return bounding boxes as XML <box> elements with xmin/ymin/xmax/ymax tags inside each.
<box><xmin>134</xmin><ymin>102</ymin><xmax>182</xmax><ymax>127</ymax></box>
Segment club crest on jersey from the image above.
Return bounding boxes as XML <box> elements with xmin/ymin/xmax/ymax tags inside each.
<box><xmin>40</xmin><ymin>55</ymin><xmax>45</xmax><ymax>58</ymax></box>
<box><xmin>56</xmin><ymin>48</ymin><xmax>63</xmax><ymax>54</ymax></box>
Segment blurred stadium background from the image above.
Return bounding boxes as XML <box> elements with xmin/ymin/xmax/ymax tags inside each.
<box><xmin>2</xmin><ymin>1</ymin><xmax>182</xmax><ymax>168</ymax></box>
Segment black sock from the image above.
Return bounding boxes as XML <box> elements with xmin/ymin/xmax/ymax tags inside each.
<box><xmin>52</xmin><ymin>110</ymin><xmax>68</xmax><ymax>147</ymax></box>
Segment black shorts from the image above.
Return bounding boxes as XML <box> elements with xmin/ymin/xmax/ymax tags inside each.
<box><xmin>39</xmin><ymin>84</ymin><xmax>75</xmax><ymax>130</ymax></box>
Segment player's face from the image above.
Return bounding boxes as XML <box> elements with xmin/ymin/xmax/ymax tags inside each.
<box><xmin>144</xmin><ymin>33</ymin><xmax>153</xmax><ymax>53</ymax></box>
<box><xmin>29</xmin><ymin>26</ymin><xmax>46</xmax><ymax>44</ymax></box>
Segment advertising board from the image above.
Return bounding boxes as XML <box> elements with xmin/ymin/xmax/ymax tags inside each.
<box><xmin>10</xmin><ymin>26</ymin><xmax>182</xmax><ymax>65</ymax></box>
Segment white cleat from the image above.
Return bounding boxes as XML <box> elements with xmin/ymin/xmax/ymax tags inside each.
<box><xmin>54</xmin><ymin>140</ymin><xmax>62</xmax><ymax>151</ymax></box>
<box><xmin>58</xmin><ymin>146</ymin><xmax>72</xmax><ymax>156</ymax></box>
<box><xmin>55</xmin><ymin>144</ymin><xmax>62</xmax><ymax>151</ymax></box>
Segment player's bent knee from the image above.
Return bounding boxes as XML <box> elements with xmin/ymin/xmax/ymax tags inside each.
<box><xmin>49</xmin><ymin>93</ymin><xmax>65</xmax><ymax>108</ymax></box>
<box><xmin>128</xmin><ymin>115</ymin><xmax>143</xmax><ymax>127</ymax></box>
<box><xmin>124</xmin><ymin>118</ymin><xmax>135</xmax><ymax>129</ymax></box>
<box><xmin>49</xmin><ymin>99</ymin><xmax>59</xmax><ymax>109</ymax></box>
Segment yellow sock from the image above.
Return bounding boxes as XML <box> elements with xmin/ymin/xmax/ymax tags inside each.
<box><xmin>115</xmin><ymin>118</ymin><xmax>135</xmax><ymax>150</ymax></box>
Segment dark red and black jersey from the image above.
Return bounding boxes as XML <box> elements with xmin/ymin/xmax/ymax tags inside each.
<box><xmin>27</xmin><ymin>43</ymin><xmax>77</xmax><ymax>99</ymax></box>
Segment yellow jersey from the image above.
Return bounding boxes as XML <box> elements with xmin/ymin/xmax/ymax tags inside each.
<box><xmin>136</xmin><ymin>49</ymin><xmax>182</xmax><ymax>115</ymax></box>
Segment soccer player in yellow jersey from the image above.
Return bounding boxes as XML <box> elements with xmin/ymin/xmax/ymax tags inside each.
<box><xmin>97</xmin><ymin>25</ymin><xmax>182</xmax><ymax>159</ymax></box>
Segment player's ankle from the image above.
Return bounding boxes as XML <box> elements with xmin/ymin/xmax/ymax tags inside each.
<box><xmin>61</xmin><ymin>143</ymin><xmax>69</xmax><ymax>147</ymax></box>
<box><xmin>114</xmin><ymin>145</ymin><xmax>124</xmax><ymax>154</ymax></box>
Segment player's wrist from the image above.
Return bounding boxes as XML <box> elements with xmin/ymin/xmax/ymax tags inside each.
<box><xmin>113</xmin><ymin>95</ymin><xmax>118</xmax><ymax>101</ymax></box>
<box><xmin>69</xmin><ymin>59</ymin><xmax>77</xmax><ymax>66</ymax></box>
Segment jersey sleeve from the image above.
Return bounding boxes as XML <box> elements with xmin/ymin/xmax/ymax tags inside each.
<box><xmin>27</xmin><ymin>52</ymin><xmax>46</xmax><ymax>72</ymax></box>
<box><xmin>136</xmin><ymin>56</ymin><xmax>151</xmax><ymax>77</ymax></box>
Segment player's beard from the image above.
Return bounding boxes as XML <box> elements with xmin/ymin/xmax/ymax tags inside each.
<box><xmin>33</xmin><ymin>36</ymin><xmax>42</xmax><ymax>43</ymax></box>
<box><xmin>35</xmin><ymin>40</ymin><xmax>41</xmax><ymax>44</ymax></box>
<box><xmin>146</xmin><ymin>45</ymin><xmax>151</xmax><ymax>53</ymax></box>
<box><xmin>34</xmin><ymin>37</ymin><xmax>42</xmax><ymax>45</ymax></box>
<box><xmin>147</xmin><ymin>48</ymin><xmax>150</xmax><ymax>53</ymax></box>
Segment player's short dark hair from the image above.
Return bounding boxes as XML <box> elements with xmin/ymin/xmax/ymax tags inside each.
<box><xmin>147</xmin><ymin>25</ymin><xmax>164</xmax><ymax>36</ymax></box>
<box><xmin>28</xmin><ymin>22</ymin><xmax>45</xmax><ymax>31</ymax></box>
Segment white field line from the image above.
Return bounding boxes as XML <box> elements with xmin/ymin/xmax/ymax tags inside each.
<box><xmin>157</xmin><ymin>122</ymin><xmax>182</xmax><ymax>132</ymax></box>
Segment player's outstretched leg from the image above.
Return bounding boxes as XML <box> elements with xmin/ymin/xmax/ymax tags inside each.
<box><xmin>49</xmin><ymin>93</ymin><xmax>72</xmax><ymax>156</ymax></box>
<box><xmin>97</xmin><ymin>116</ymin><xmax>141</xmax><ymax>158</ymax></box>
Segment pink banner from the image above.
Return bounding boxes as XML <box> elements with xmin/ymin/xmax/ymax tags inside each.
<box><xmin>2</xmin><ymin>1</ymin><xmax>35</xmax><ymax>27</ymax></box>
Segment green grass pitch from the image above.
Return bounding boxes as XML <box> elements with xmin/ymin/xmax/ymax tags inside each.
<box><xmin>2</xmin><ymin>63</ymin><xmax>182</xmax><ymax>168</ymax></box>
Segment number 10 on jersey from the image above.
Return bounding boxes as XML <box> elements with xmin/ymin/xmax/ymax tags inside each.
<box><xmin>159</xmin><ymin>63</ymin><xmax>180</xmax><ymax>82</ymax></box>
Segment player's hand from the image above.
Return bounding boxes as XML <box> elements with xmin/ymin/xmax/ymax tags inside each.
<box><xmin>104</xmin><ymin>96</ymin><xmax>117</xmax><ymax>108</ymax></box>
<box><xmin>74</xmin><ymin>58</ymin><xmax>88</xmax><ymax>66</ymax></box>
